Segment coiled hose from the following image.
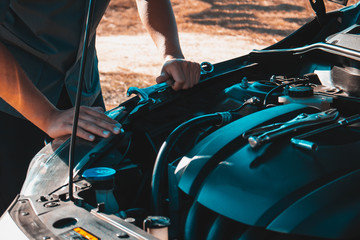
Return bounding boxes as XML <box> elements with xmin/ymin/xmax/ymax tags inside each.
<box><xmin>151</xmin><ymin>97</ymin><xmax>260</xmax><ymax>215</ymax></box>
<box><xmin>151</xmin><ymin>111</ymin><xmax>237</xmax><ymax>215</ymax></box>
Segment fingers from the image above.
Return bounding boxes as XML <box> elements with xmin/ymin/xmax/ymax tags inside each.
<box><xmin>46</xmin><ymin>106</ymin><xmax>122</xmax><ymax>141</ymax></box>
<box><xmin>76</xmin><ymin>120</ymin><xmax>121</xmax><ymax>141</ymax></box>
<box><xmin>157</xmin><ymin>59</ymin><xmax>200</xmax><ymax>91</ymax></box>
<box><xmin>75</xmin><ymin>106</ymin><xmax>122</xmax><ymax>140</ymax></box>
<box><xmin>79</xmin><ymin>106</ymin><xmax>119</xmax><ymax>126</ymax></box>
<box><xmin>92</xmin><ymin>106</ymin><xmax>106</xmax><ymax>113</ymax></box>
<box><xmin>156</xmin><ymin>71</ymin><xmax>170</xmax><ymax>84</ymax></box>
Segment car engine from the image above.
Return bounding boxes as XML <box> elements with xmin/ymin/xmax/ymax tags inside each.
<box><xmin>2</xmin><ymin>1</ymin><xmax>360</xmax><ymax>240</ymax></box>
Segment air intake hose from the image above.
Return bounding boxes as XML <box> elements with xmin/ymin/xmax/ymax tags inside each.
<box><xmin>151</xmin><ymin>111</ymin><xmax>238</xmax><ymax>215</ymax></box>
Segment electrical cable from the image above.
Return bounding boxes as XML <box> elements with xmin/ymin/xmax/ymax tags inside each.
<box><xmin>263</xmin><ymin>79</ymin><xmax>310</xmax><ymax>107</ymax></box>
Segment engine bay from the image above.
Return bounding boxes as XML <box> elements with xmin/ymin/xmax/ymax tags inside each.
<box><xmin>4</xmin><ymin>2</ymin><xmax>360</xmax><ymax>240</ymax></box>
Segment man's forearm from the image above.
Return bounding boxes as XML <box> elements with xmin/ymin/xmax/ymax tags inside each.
<box><xmin>136</xmin><ymin>0</ymin><xmax>184</xmax><ymax>60</ymax></box>
<box><xmin>136</xmin><ymin>0</ymin><xmax>201</xmax><ymax>90</ymax></box>
<box><xmin>0</xmin><ymin>42</ymin><xmax>121</xmax><ymax>141</ymax></box>
<box><xmin>0</xmin><ymin>42</ymin><xmax>58</xmax><ymax>133</ymax></box>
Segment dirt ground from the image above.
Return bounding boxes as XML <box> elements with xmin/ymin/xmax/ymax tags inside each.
<box><xmin>96</xmin><ymin>0</ymin><xmax>358</xmax><ymax>109</ymax></box>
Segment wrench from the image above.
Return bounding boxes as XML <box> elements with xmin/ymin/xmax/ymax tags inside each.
<box><xmin>246</xmin><ymin>108</ymin><xmax>340</xmax><ymax>148</ymax></box>
<box><xmin>127</xmin><ymin>61</ymin><xmax>214</xmax><ymax>104</ymax></box>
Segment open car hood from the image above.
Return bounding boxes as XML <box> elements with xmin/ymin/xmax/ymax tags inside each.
<box><xmin>2</xmin><ymin>1</ymin><xmax>360</xmax><ymax>240</ymax></box>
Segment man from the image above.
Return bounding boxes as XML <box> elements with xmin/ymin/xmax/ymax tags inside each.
<box><xmin>0</xmin><ymin>0</ymin><xmax>200</xmax><ymax>214</ymax></box>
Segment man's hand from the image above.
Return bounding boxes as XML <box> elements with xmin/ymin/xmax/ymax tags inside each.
<box><xmin>136</xmin><ymin>0</ymin><xmax>201</xmax><ymax>90</ymax></box>
<box><xmin>44</xmin><ymin>106</ymin><xmax>122</xmax><ymax>141</ymax></box>
<box><xmin>156</xmin><ymin>58</ymin><xmax>201</xmax><ymax>91</ymax></box>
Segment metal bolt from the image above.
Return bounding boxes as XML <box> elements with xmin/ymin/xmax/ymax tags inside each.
<box><xmin>97</xmin><ymin>203</ymin><xmax>105</xmax><ymax>212</ymax></box>
<box><xmin>44</xmin><ymin>202</ymin><xmax>59</xmax><ymax>208</ymax></box>
<box><xmin>116</xmin><ymin>232</ymin><xmax>129</xmax><ymax>238</ymax></box>
<box><xmin>240</xmin><ymin>77</ymin><xmax>249</xmax><ymax>88</ymax></box>
<box><xmin>124</xmin><ymin>217</ymin><xmax>136</xmax><ymax>224</ymax></box>
<box><xmin>37</xmin><ymin>196</ymin><xmax>48</xmax><ymax>202</ymax></box>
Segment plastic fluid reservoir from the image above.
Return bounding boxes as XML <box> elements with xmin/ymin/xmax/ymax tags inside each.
<box><xmin>278</xmin><ymin>86</ymin><xmax>332</xmax><ymax>110</ymax></box>
<box><xmin>82</xmin><ymin>167</ymin><xmax>119</xmax><ymax>214</ymax></box>
<box><xmin>143</xmin><ymin>216</ymin><xmax>171</xmax><ymax>240</ymax></box>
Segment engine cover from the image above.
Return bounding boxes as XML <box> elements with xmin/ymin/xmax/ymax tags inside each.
<box><xmin>176</xmin><ymin>104</ymin><xmax>360</xmax><ymax>239</ymax></box>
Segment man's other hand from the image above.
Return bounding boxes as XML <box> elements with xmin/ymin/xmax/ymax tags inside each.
<box><xmin>156</xmin><ymin>58</ymin><xmax>201</xmax><ymax>91</ymax></box>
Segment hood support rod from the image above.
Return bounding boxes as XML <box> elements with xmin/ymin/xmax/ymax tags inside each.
<box><xmin>68</xmin><ymin>0</ymin><xmax>95</xmax><ymax>202</ymax></box>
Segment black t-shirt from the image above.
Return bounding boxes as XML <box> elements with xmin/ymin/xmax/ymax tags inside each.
<box><xmin>0</xmin><ymin>0</ymin><xmax>110</xmax><ymax>118</ymax></box>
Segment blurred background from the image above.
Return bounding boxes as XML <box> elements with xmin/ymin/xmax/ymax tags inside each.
<box><xmin>96</xmin><ymin>0</ymin><xmax>358</xmax><ymax>109</ymax></box>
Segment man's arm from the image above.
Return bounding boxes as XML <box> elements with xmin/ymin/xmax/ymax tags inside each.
<box><xmin>0</xmin><ymin>42</ymin><xmax>121</xmax><ymax>141</ymax></box>
<box><xmin>136</xmin><ymin>0</ymin><xmax>200</xmax><ymax>90</ymax></box>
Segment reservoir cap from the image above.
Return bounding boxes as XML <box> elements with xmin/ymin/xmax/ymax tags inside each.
<box><xmin>82</xmin><ymin>167</ymin><xmax>116</xmax><ymax>181</ymax></box>
<box><xmin>288</xmin><ymin>86</ymin><xmax>314</xmax><ymax>98</ymax></box>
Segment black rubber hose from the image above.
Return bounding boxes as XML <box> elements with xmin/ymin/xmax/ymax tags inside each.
<box><xmin>151</xmin><ymin>112</ymin><xmax>235</xmax><ymax>215</ymax></box>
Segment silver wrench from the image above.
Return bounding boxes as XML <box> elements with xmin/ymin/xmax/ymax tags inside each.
<box><xmin>127</xmin><ymin>61</ymin><xmax>214</xmax><ymax>104</ymax></box>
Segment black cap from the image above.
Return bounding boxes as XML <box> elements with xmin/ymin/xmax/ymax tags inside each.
<box><xmin>287</xmin><ymin>86</ymin><xmax>314</xmax><ymax>98</ymax></box>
